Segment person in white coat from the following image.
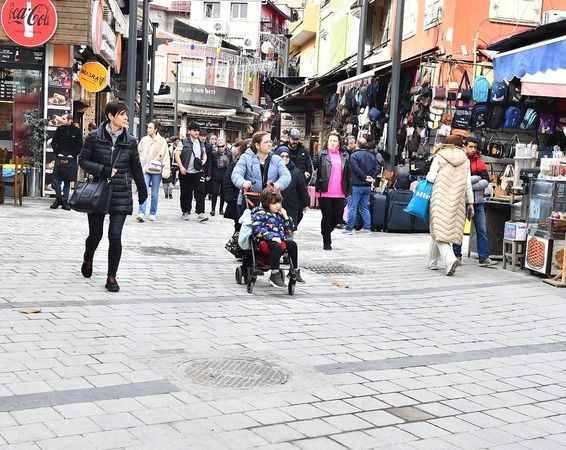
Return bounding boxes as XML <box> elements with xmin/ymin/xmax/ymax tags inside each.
<box><xmin>137</xmin><ymin>121</ymin><xmax>170</xmax><ymax>222</ymax></box>
<box><xmin>426</xmin><ymin>134</ymin><xmax>474</xmax><ymax>276</ymax></box>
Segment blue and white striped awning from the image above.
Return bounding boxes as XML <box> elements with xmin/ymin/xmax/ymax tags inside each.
<box><xmin>494</xmin><ymin>35</ymin><xmax>566</xmax><ymax>82</ymax></box>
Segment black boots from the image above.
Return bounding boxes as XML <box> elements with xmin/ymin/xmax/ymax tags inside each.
<box><xmin>81</xmin><ymin>256</ymin><xmax>93</xmax><ymax>278</ymax></box>
<box><xmin>50</xmin><ymin>198</ymin><xmax>61</xmax><ymax>209</ymax></box>
<box><xmin>105</xmin><ymin>277</ymin><xmax>120</xmax><ymax>292</ymax></box>
<box><xmin>62</xmin><ymin>200</ymin><xmax>71</xmax><ymax>210</ymax></box>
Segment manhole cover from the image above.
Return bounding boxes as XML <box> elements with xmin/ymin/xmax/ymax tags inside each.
<box><xmin>139</xmin><ymin>246</ymin><xmax>197</xmax><ymax>256</ymax></box>
<box><xmin>303</xmin><ymin>263</ymin><xmax>367</xmax><ymax>275</ymax></box>
<box><xmin>178</xmin><ymin>357</ymin><xmax>289</xmax><ymax>389</ymax></box>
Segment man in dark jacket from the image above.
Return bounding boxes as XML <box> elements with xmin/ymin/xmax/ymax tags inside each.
<box><xmin>276</xmin><ymin>147</ymin><xmax>309</xmax><ymax>230</ymax></box>
<box><xmin>50</xmin><ymin>114</ymin><xmax>83</xmax><ymax>210</ymax></box>
<box><xmin>346</xmin><ymin>136</ymin><xmax>378</xmax><ymax>233</ymax></box>
<box><xmin>287</xmin><ymin>128</ymin><xmax>313</xmax><ymax>183</ymax></box>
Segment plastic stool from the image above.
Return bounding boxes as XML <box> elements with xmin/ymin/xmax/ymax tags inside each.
<box><xmin>502</xmin><ymin>239</ymin><xmax>526</xmax><ymax>272</ymax></box>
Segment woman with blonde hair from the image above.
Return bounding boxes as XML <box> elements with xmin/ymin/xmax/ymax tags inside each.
<box><xmin>426</xmin><ymin>134</ymin><xmax>474</xmax><ymax>276</ymax></box>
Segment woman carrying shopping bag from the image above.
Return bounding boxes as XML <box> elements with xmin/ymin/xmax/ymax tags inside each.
<box><xmin>426</xmin><ymin>134</ymin><xmax>474</xmax><ymax>276</ymax></box>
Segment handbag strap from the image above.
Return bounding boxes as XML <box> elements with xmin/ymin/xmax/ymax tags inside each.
<box><xmin>458</xmin><ymin>71</ymin><xmax>471</xmax><ymax>93</ymax></box>
<box><xmin>106</xmin><ymin>146</ymin><xmax>123</xmax><ymax>182</ymax></box>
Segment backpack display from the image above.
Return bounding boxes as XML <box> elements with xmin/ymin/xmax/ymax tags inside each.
<box><xmin>368</xmin><ymin>107</ymin><xmax>381</xmax><ymax>122</ymax></box>
<box><xmin>471</xmin><ymin>104</ymin><xmax>490</xmax><ymax>129</ymax></box>
<box><xmin>508</xmin><ymin>82</ymin><xmax>522</xmax><ymax>103</ymax></box>
<box><xmin>452</xmin><ymin>107</ymin><xmax>472</xmax><ymax>130</ymax></box>
<box><xmin>327</xmin><ymin>93</ymin><xmax>338</xmax><ymax>116</ymax></box>
<box><xmin>491</xmin><ymin>81</ymin><xmax>508</xmax><ymax>103</ymax></box>
<box><xmin>345</xmin><ymin>88</ymin><xmax>357</xmax><ymax>113</ymax></box>
<box><xmin>503</xmin><ymin>106</ymin><xmax>522</xmax><ymax>128</ymax></box>
<box><xmin>366</xmin><ymin>82</ymin><xmax>379</xmax><ymax>107</ymax></box>
<box><xmin>472</xmin><ymin>75</ymin><xmax>490</xmax><ymax>103</ymax></box>
<box><xmin>357</xmin><ymin>86</ymin><xmax>368</xmax><ymax>108</ymax></box>
<box><xmin>489</xmin><ymin>105</ymin><xmax>506</xmax><ymax>129</ymax></box>
<box><xmin>539</xmin><ymin>113</ymin><xmax>556</xmax><ymax>134</ymax></box>
<box><xmin>520</xmin><ymin>108</ymin><xmax>538</xmax><ymax>129</ymax></box>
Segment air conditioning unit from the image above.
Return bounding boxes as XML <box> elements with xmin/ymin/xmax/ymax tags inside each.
<box><xmin>542</xmin><ymin>10</ymin><xmax>566</xmax><ymax>24</ymax></box>
<box><xmin>243</xmin><ymin>38</ymin><xmax>257</xmax><ymax>50</ymax></box>
<box><xmin>212</xmin><ymin>21</ymin><xmax>228</xmax><ymax>34</ymax></box>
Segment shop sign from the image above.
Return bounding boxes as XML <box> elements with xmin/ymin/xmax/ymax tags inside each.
<box><xmin>78</xmin><ymin>61</ymin><xmax>109</xmax><ymax>93</ymax></box>
<box><xmin>0</xmin><ymin>46</ymin><xmax>44</xmax><ymax>66</ymax></box>
<box><xmin>172</xmin><ymin>83</ymin><xmax>243</xmax><ymax>110</ymax></box>
<box><xmin>1</xmin><ymin>0</ymin><xmax>58</xmax><ymax>48</ymax></box>
<box><xmin>189</xmin><ymin>118</ymin><xmax>223</xmax><ymax>129</ymax></box>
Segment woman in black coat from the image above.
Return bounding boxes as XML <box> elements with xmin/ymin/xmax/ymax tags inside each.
<box><xmin>276</xmin><ymin>147</ymin><xmax>308</xmax><ymax>230</ymax></box>
<box><xmin>78</xmin><ymin>102</ymin><xmax>147</xmax><ymax>292</ymax></box>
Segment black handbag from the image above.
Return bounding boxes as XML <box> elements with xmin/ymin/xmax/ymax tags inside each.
<box><xmin>69</xmin><ymin>148</ymin><xmax>122</xmax><ymax>214</ymax></box>
<box><xmin>486</xmin><ymin>137</ymin><xmax>504</xmax><ymax>158</ymax></box>
<box><xmin>452</xmin><ymin>108</ymin><xmax>472</xmax><ymax>130</ymax></box>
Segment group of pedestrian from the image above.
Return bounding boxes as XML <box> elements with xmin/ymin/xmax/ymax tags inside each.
<box><xmin>49</xmin><ymin>100</ymin><xmax>494</xmax><ymax>293</ymax></box>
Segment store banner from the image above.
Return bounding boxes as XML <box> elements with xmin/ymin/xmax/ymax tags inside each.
<box><xmin>172</xmin><ymin>83</ymin><xmax>243</xmax><ymax>109</ymax></box>
<box><xmin>1</xmin><ymin>0</ymin><xmax>58</xmax><ymax>48</ymax></box>
<box><xmin>78</xmin><ymin>61</ymin><xmax>109</xmax><ymax>93</ymax></box>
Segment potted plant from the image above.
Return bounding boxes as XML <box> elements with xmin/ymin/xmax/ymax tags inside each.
<box><xmin>23</xmin><ymin>111</ymin><xmax>48</xmax><ymax>197</ymax></box>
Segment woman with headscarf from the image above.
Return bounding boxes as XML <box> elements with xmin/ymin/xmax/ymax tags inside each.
<box><xmin>276</xmin><ymin>146</ymin><xmax>309</xmax><ymax>230</ymax></box>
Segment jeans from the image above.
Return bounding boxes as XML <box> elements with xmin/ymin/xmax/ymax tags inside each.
<box><xmin>453</xmin><ymin>203</ymin><xmax>489</xmax><ymax>261</ymax></box>
<box><xmin>84</xmin><ymin>213</ymin><xmax>127</xmax><ymax>277</ymax></box>
<box><xmin>347</xmin><ymin>186</ymin><xmax>371</xmax><ymax>231</ymax></box>
<box><xmin>52</xmin><ymin>178</ymin><xmax>71</xmax><ymax>201</ymax></box>
<box><xmin>210</xmin><ymin>175</ymin><xmax>225</xmax><ymax>214</ymax></box>
<box><xmin>319</xmin><ymin>197</ymin><xmax>345</xmax><ymax>246</ymax></box>
<box><xmin>268</xmin><ymin>240</ymin><xmax>298</xmax><ymax>270</ymax></box>
<box><xmin>139</xmin><ymin>173</ymin><xmax>161</xmax><ymax>216</ymax></box>
<box><xmin>179</xmin><ymin>172</ymin><xmax>205</xmax><ymax>214</ymax></box>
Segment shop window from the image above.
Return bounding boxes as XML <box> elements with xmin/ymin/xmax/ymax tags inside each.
<box><xmin>231</xmin><ymin>2</ymin><xmax>247</xmax><ymax>19</ymax></box>
<box><xmin>204</xmin><ymin>2</ymin><xmax>220</xmax><ymax>19</ymax></box>
<box><xmin>403</xmin><ymin>0</ymin><xmax>418</xmax><ymax>39</ymax></box>
<box><xmin>489</xmin><ymin>0</ymin><xmax>542</xmax><ymax>25</ymax></box>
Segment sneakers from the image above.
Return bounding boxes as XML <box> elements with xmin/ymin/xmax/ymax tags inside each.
<box><xmin>335</xmin><ymin>223</ymin><xmax>345</xmax><ymax>230</ymax></box>
<box><xmin>148</xmin><ymin>215</ymin><xmax>156</xmax><ymax>222</ymax></box>
<box><xmin>358</xmin><ymin>229</ymin><xmax>372</xmax><ymax>234</ymax></box>
<box><xmin>428</xmin><ymin>263</ymin><xmax>440</xmax><ymax>271</ymax></box>
<box><xmin>446</xmin><ymin>259</ymin><xmax>458</xmax><ymax>276</ymax></box>
<box><xmin>182</xmin><ymin>213</ymin><xmax>190</xmax><ymax>221</ymax></box>
<box><xmin>136</xmin><ymin>213</ymin><xmax>145</xmax><ymax>222</ymax></box>
<box><xmin>342</xmin><ymin>229</ymin><xmax>354</xmax><ymax>235</ymax></box>
<box><xmin>105</xmin><ymin>277</ymin><xmax>120</xmax><ymax>293</ymax></box>
<box><xmin>269</xmin><ymin>271</ymin><xmax>285</xmax><ymax>288</ymax></box>
<box><xmin>198</xmin><ymin>214</ymin><xmax>209</xmax><ymax>223</ymax></box>
<box><xmin>479</xmin><ymin>258</ymin><xmax>498</xmax><ymax>267</ymax></box>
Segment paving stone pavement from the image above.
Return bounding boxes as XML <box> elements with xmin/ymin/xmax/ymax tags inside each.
<box><xmin>1</xmin><ymin>191</ymin><xmax>566</xmax><ymax>449</ymax></box>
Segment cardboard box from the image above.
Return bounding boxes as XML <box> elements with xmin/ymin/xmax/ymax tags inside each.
<box><xmin>504</xmin><ymin>222</ymin><xmax>528</xmax><ymax>241</ymax></box>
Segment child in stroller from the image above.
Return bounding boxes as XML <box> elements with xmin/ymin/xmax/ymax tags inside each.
<box><xmin>238</xmin><ymin>189</ymin><xmax>304</xmax><ymax>293</ymax></box>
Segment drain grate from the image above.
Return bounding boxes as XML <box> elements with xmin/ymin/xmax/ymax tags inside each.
<box><xmin>139</xmin><ymin>246</ymin><xmax>197</xmax><ymax>256</ymax></box>
<box><xmin>178</xmin><ymin>357</ymin><xmax>289</xmax><ymax>389</ymax></box>
<box><xmin>302</xmin><ymin>263</ymin><xmax>367</xmax><ymax>275</ymax></box>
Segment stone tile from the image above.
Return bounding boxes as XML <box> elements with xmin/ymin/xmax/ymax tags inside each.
<box><xmin>355</xmin><ymin>410</ymin><xmax>404</xmax><ymax>427</ymax></box>
<box><xmin>295</xmin><ymin>437</ymin><xmax>347</xmax><ymax>450</ymax></box>
<box><xmin>44</xmin><ymin>417</ymin><xmax>100</xmax><ymax>436</ymax></box>
<box><xmin>11</xmin><ymin>408</ymin><xmax>62</xmax><ymax>425</ymax></box>
<box><xmin>254</xmin><ymin>424</ymin><xmax>305</xmax><ymax>444</ymax></box>
<box><xmin>288</xmin><ymin>419</ymin><xmax>340</xmax><ymax>437</ymax></box>
<box><xmin>281</xmin><ymin>405</ymin><xmax>326</xmax><ymax>420</ymax></box>
<box><xmin>246</xmin><ymin>408</ymin><xmax>296</xmax><ymax>426</ymax></box>
<box><xmin>322</xmin><ymin>414</ymin><xmax>373</xmax><ymax>432</ymax></box>
<box><xmin>0</xmin><ymin>424</ymin><xmax>54</xmax><ymax>444</ymax></box>
<box><xmin>90</xmin><ymin>412</ymin><xmax>144</xmax><ymax>430</ymax></box>
<box><xmin>314</xmin><ymin>400</ymin><xmax>360</xmax><ymax>415</ymax></box>
<box><xmin>398</xmin><ymin>422</ymin><xmax>450</xmax><ymax>439</ymax></box>
<box><xmin>54</xmin><ymin>402</ymin><xmax>104</xmax><ymax>419</ymax></box>
<box><xmin>331</xmin><ymin>431</ymin><xmax>381</xmax><ymax>449</ymax></box>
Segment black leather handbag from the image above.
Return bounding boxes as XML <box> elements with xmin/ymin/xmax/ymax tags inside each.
<box><xmin>69</xmin><ymin>148</ymin><xmax>122</xmax><ymax>214</ymax></box>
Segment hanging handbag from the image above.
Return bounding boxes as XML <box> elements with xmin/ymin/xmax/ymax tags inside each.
<box><xmin>457</xmin><ymin>71</ymin><xmax>472</xmax><ymax>102</ymax></box>
<box><xmin>69</xmin><ymin>148</ymin><xmax>122</xmax><ymax>214</ymax></box>
<box><xmin>486</xmin><ymin>137</ymin><xmax>504</xmax><ymax>158</ymax></box>
<box><xmin>500</xmin><ymin>164</ymin><xmax>514</xmax><ymax>193</ymax></box>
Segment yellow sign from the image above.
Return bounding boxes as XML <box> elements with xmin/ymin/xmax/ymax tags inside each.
<box><xmin>78</xmin><ymin>62</ymin><xmax>109</xmax><ymax>93</ymax></box>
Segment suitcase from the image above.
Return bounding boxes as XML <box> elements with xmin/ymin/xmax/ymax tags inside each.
<box><xmin>386</xmin><ymin>190</ymin><xmax>413</xmax><ymax>232</ymax></box>
<box><xmin>413</xmin><ymin>214</ymin><xmax>430</xmax><ymax>233</ymax></box>
<box><xmin>370</xmin><ymin>192</ymin><xmax>388</xmax><ymax>230</ymax></box>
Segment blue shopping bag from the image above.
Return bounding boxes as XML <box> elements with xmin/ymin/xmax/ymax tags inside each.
<box><xmin>404</xmin><ymin>179</ymin><xmax>432</xmax><ymax>219</ymax></box>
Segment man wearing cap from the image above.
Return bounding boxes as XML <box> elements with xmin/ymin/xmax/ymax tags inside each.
<box><xmin>50</xmin><ymin>114</ymin><xmax>83</xmax><ymax>210</ymax></box>
<box><xmin>175</xmin><ymin>122</ymin><xmax>208</xmax><ymax>222</ymax></box>
<box><xmin>287</xmin><ymin>128</ymin><xmax>313</xmax><ymax>183</ymax></box>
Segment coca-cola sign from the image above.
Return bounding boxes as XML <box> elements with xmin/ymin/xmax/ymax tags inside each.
<box><xmin>1</xmin><ymin>0</ymin><xmax>58</xmax><ymax>47</ymax></box>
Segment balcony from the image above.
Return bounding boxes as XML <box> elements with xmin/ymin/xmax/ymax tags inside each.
<box><xmin>290</xmin><ymin>3</ymin><xmax>319</xmax><ymax>48</ymax></box>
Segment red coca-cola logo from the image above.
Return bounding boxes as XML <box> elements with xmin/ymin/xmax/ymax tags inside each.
<box><xmin>1</xmin><ymin>0</ymin><xmax>58</xmax><ymax>47</ymax></box>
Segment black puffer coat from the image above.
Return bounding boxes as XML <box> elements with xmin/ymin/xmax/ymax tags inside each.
<box><xmin>79</xmin><ymin>123</ymin><xmax>147</xmax><ymax>215</ymax></box>
<box><xmin>282</xmin><ymin>160</ymin><xmax>308</xmax><ymax>225</ymax></box>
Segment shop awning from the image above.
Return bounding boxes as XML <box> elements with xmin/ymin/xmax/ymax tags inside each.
<box><xmin>493</xmin><ymin>35</ymin><xmax>566</xmax><ymax>82</ymax></box>
<box><xmin>520</xmin><ymin>69</ymin><xmax>566</xmax><ymax>98</ymax></box>
<box><xmin>178</xmin><ymin>104</ymin><xmax>236</xmax><ymax>117</ymax></box>
<box><xmin>337</xmin><ymin>61</ymin><xmax>392</xmax><ymax>87</ymax></box>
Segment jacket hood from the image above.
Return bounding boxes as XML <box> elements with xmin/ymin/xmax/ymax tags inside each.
<box><xmin>436</xmin><ymin>145</ymin><xmax>467</xmax><ymax>167</ymax></box>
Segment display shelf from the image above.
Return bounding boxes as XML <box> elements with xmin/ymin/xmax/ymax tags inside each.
<box><xmin>484</xmin><ymin>156</ymin><xmax>514</xmax><ymax>164</ymax></box>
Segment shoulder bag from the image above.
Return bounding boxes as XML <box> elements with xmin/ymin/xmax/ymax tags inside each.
<box><xmin>69</xmin><ymin>147</ymin><xmax>122</xmax><ymax>214</ymax></box>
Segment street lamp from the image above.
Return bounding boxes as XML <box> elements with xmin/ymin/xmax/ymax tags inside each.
<box><xmin>126</xmin><ymin>0</ymin><xmax>138</xmax><ymax>135</ymax></box>
<box><xmin>149</xmin><ymin>21</ymin><xmax>159</xmax><ymax>121</ymax></box>
<box><xmin>172</xmin><ymin>60</ymin><xmax>181</xmax><ymax>138</ymax></box>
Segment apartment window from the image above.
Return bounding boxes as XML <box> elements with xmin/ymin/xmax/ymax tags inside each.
<box><xmin>489</xmin><ymin>0</ymin><xmax>542</xmax><ymax>25</ymax></box>
<box><xmin>204</xmin><ymin>2</ymin><xmax>220</xmax><ymax>19</ymax></box>
<box><xmin>179</xmin><ymin>57</ymin><xmax>206</xmax><ymax>85</ymax></box>
<box><xmin>216</xmin><ymin>60</ymin><xmax>229</xmax><ymax>87</ymax></box>
<box><xmin>424</xmin><ymin>0</ymin><xmax>443</xmax><ymax>30</ymax></box>
<box><xmin>231</xmin><ymin>2</ymin><xmax>247</xmax><ymax>19</ymax></box>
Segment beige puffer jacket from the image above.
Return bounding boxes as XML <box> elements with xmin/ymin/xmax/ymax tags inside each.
<box><xmin>138</xmin><ymin>133</ymin><xmax>171</xmax><ymax>179</ymax></box>
<box><xmin>426</xmin><ymin>145</ymin><xmax>473</xmax><ymax>245</ymax></box>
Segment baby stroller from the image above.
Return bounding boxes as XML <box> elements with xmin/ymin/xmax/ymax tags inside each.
<box><xmin>235</xmin><ymin>192</ymin><xmax>297</xmax><ymax>296</ymax></box>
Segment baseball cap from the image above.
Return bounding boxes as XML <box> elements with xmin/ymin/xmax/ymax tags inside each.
<box><xmin>288</xmin><ymin>128</ymin><xmax>301</xmax><ymax>140</ymax></box>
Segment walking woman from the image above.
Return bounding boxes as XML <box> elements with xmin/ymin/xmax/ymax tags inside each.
<box><xmin>78</xmin><ymin>101</ymin><xmax>147</xmax><ymax>292</ymax></box>
<box><xmin>316</xmin><ymin>132</ymin><xmax>350</xmax><ymax>250</ymax></box>
<box><xmin>210</xmin><ymin>136</ymin><xmax>232</xmax><ymax>216</ymax></box>
<box><xmin>276</xmin><ymin>146</ymin><xmax>309</xmax><ymax>230</ymax></box>
<box><xmin>137</xmin><ymin>121</ymin><xmax>170</xmax><ymax>221</ymax></box>
<box><xmin>231</xmin><ymin>131</ymin><xmax>291</xmax><ymax>209</ymax></box>
<box><xmin>223</xmin><ymin>139</ymin><xmax>248</xmax><ymax>231</ymax></box>
<box><xmin>426</xmin><ymin>134</ymin><xmax>474</xmax><ymax>276</ymax></box>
